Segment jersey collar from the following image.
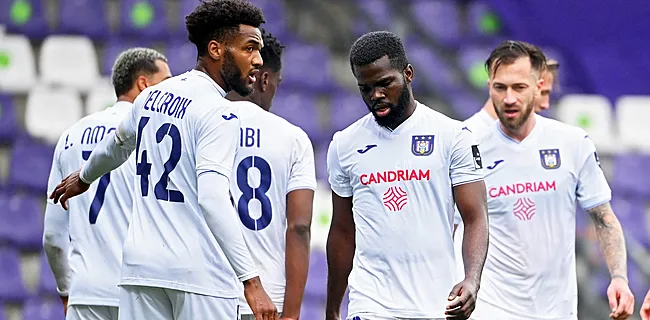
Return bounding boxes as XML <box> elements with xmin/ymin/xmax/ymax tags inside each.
<box><xmin>190</xmin><ymin>70</ymin><xmax>227</xmax><ymax>97</ymax></box>
<box><xmin>496</xmin><ymin>113</ymin><xmax>542</xmax><ymax>146</ymax></box>
<box><xmin>373</xmin><ymin>100</ymin><xmax>423</xmax><ymax>136</ymax></box>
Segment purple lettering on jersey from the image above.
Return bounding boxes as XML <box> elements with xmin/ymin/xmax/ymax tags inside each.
<box><xmin>142</xmin><ymin>90</ymin><xmax>156</xmax><ymax>110</ymax></box>
<box><xmin>488</xmin><ymin>180</ymin><xmax>557</xmax><ymax>198</ymax></box>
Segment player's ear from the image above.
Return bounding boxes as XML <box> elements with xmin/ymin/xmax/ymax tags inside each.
<box><xmin>259</xmin><ymin>71</ymin><xmax>270</xmax><ymax>92</ymax></box>
<box><xmin>207</xmin><ymin>40</ymin><xmax>224</xmax><ymax>61</ymax></box>
<box><xmin>135</xmin><ymin>75</ymin><xmax>148</xmax><ymax>91</ymax></box>
<box><xmin>403</xmin><ymin>64</ymin><xmax>414</xmax><ymax>84</ymax></box>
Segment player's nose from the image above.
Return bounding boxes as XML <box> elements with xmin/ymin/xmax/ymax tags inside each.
<box><xmin>252</xmin><ymin>50</ymin><xmax>263</xmax><ymax>69</ymax></box>
<box><xmin>371</xmin><ymin>87</ymin><xmax>385</xmax><ymax>101</ymax></box>
<box><xmin>504</xmin><ymin>89</ymin><xmax>517</xmax><ymax>105</ymax></box>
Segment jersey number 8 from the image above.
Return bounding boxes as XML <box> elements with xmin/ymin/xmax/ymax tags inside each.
<box><xmin>236</xmin><ymin>156</ymin><xmax>272</xmax><ymax>231</ymax></box>
<box><xmin>135</xmin><ymin>116</ymin><xmax>185</xmax><ymax>203</ymax></box>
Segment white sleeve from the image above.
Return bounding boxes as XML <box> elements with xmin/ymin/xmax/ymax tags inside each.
<box><xmin>43</xmin><ymin>134</ymin><xmax>71</xmax><ymax>295</ymax></box>
<box><xmin>287</xmin><ymin>129</ymin><xmax>317</xmax><ymax>193</ymax></box>
<box><xmin>576</xmin><ymin>135</ymin><xmax>611</xmax><ymax>210</ymax></box>
<box><xmin>327</xmin><ymin>133</ymin><xmax>352</xmax><ymax>197</ymax></box>
<box><xmin>79</xmin><ymin>104</ymin><xmax>138</xmax><ymax>183</ymax></box>
<box><xmin>449</xmin><ymin>126</ymin><xmax>485</xmax><ymax>186</ymax></box>
<box><xmin>197</xmin><ymin>171</ymin><xmax>258</xmax><ymax>281</ymax></box>
<box><xmin>195</xmin><ymin>106</ymin><xmax>239</xmax><ymax>178</ymax></box>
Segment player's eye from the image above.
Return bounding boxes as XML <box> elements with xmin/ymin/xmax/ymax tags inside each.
<box><xmin>246</xmin><ymin>46</ymin><xmax>254</xmax><ymax>52</ymax></box>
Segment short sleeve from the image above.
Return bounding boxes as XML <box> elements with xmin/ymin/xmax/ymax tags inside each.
<box><xmin>449</xmin><ymin>126</ymin><xmax>485</xmax><ymax>186</ymax></box>
<box><xmin>327</xmin><ymin>133</ymin><xmax>352</xmax><ymax>197</ymax></box>
<box><xmin>576</xmin><ymin>136</ymin><xmax>611</xmax><ymax>210</ymax></box>
<box><xmin>46</xmin><ymin>133</ymin><xmax>67</xmax><ymax>205</ymax></box>
<box><xmin>115</xmin><ymin>97</ymin><xmax>139</xmax><ymax>151</ymax></box>
<box><xmin>195</xmin><ymin>106</ymin><xmax>240</xmax><ymax>179</ymax></box>
<box><xmin>287</xmin><ymin>129</ymin><xmax>317</xmax><ymax>193</ymax></box>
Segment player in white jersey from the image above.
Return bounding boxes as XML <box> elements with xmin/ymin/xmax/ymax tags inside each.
<box><xmin>453</xmin><ymin>59</ymin><xmax>560</xmax><ymax>279</ymax></box>
<box><xmin>49</xmin><ymin>1</ymin><xmax>278</xmax><ymax>319</ymax></box>
<box><xmin>470</xmin><ymin>40</ymin><xmax>634</xmax><ymax>320</ymax></box>
<box><xmin>43</xmin><ymin>48</ymin><xmax>171</xmax><ymax>320</ymax></box>
<box><xmin>325</xmin><ymin>31</ymin><xmax>489</xmax><ymax>320</ymax></box>
<box><xmin>227</xmin><ymin>29</ymin><xmax>316</xmax><ymax>320</ymax></box>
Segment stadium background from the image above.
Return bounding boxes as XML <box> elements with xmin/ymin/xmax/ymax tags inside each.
<box><xmin>0</xmin><ymin>0</ymin><xmax>649</xmax><ymax>319</ymax></box>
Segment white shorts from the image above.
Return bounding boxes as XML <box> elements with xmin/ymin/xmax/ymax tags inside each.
<box><xmin>118</xmin><ymin>285</ymin><xmax>239</xmax><ymax>320</ymax></box>
<box><xmin>66</xmin><ymin>305</ymin><xmax>118</xmax><ymax>320</ymax></box>
<box><xmin>348</xmin><ymin>315</ymin><xmax>444</xmax><ymax>320</ymax></box>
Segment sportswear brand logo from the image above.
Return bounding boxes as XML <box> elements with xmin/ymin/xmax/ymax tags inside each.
<box><xmin>222</xmin><ymin>113</ymin><xmax>238</xmax><ymax>120</ymax></box>
<box><xmin>487</xmin><ymin>160</ymin><xmax>504</xmax><ymax>170</ymax></box>
<box><xmin>513</xmin><ymin>197</ymin><xmax>536</xmax><ymax>221</ymax></box>
<box><xmin>357</xmin><ymin>144</ymin><xmax>377</xmax><ymax>154</ymax></box>
<box><xmin>462</xmin><ymin>126</ymin><xmax>472</xmax><ymax>133</ymax></box>
<box><xmin>383</xmin><ymin>186</ymin><xmax>408</xmax><ymax>211</ymax></box>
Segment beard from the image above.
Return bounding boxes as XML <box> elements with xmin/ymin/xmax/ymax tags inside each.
<box><xmin>493</xmin><ymin>97</ymin><xmax>535</xmax><ymax>132</ymax></box>
<box><xmin>222</xmin><ymin>50</ymin><xmax>252</xmax><ymax>96</ymax></box>
<box><xmin>370</xmin><ymin>82</ymin><xmax>411</xmax><ymax>128</ymax></box>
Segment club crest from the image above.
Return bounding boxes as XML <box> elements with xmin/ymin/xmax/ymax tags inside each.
<box><xmin>539</xmin><ymin>149</ymin><xmax>561</xmax><ymax>169</ymax></box>
<box><xmin>411</xmin><ymin>135</ymin><xmax>434</xmax><ymax>156</ymax></box>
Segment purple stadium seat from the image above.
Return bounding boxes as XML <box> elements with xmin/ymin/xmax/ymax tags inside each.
<box><xmin>38</xmin><ymin>254</ymin><xmax>58</xmax><ymax>298</ymax></box>
<box><xmin>248</xmin><ymin>0</ymin><xmax>287</xmax><ymax>37</ymax></box>
<box><xmin>271</xmin><ymin>91</ymin><xmax>324</xmax><ymax>144</ymax></box>
<box><xmin>0</xmin><ymin>248</ymin><xmax>30</xmax><ymax>303</ymax></box>
<box><xmin>611</xmin><ymin>196</ymin><xmax>649</xmax><ymax>246</ymax></box>
<box><xmin>280</xmin><ymin>42</ymin><xmax>334</xmax><ymax>93</ymax></box>
<box><xmin>448</xmin><ymin>92</ymin><xmax>484</xmax><ymax>121</ymax></box>
<box><xmin>164</xmin><ymin>40</ymin><xmax>197</xmax><ymax>76</ymax></box>
<box><xmin>58</xmin><ymin>0</ymin><xmax>109</xmax><ymax>39</ymax></box>
<box><xmin>178</xmin><ymin>0</ymin><xmax>200</xmax><ymax>36</ymax></box>
<box><xmin>329</xmin><ymin>92</ymin><xmax>369</xmax><ymax>133</ymax></box>
<box><xmin>0</xmin><ymin>304</ymin><xmax>6</xmax><ymax>320</ymax></box>
<box><xmin>410</xmin><ymin>0</ymin><xmax>461</xmax><ymax>47</ymax></box>
<box><xmin>0</xmin><ymin>0</ymin><xmax>49</xmax><ymax>38</ymax></box>
<box><xmin>101</xmin><ymin>38</ymin><xmax>154</xmax><ymax>76</ymax></box>
<box><xmin>405</xmin><ymin>38</ymin><xmax>464</xmax><ymax>97</ymax></box>
<box><xmin>304</xmin><ymin>250</ymin><xmax>327</xmax><ymax>301</ymax></box>
<box><xmin>119</xmin><ymin>0</ymin><xmax>168</xmax><ymax>40</ymax></box>
<box><xmin>0</xmin><ymin>95</ymin><xmax>21</xmax><ymax>143</ymax></box>
<box><xmin>0</xmin><ymin>193</ymin><xmax>44</xmax><ymax>251</ymax></box>
<box><xmin>356</xmin><ymin>0</ymin><xmax>393</xmax><ymax>29</ymax></box>
<box><xmin>300</xmin><ymin>300</ymin><xmax>325</xmax><ymax>320</ymax></box>
<box><xmin>22</xmin><ymin>299</ymin><xmax>65</xmax><ymax>320</ymax></box>
<box><xmin>314</xmin><ymin>145</ymin><xmax>328</xmax><ymax>184</ymax></box>
<box><xmin>612</xmin><ymin>154</ymin><xmax>650</xmax><ymax>199</ymax></box>
<box><xmin>467</xmin><ymin>1</ymin><xmax>503</xmax><ymax>38</ymax></box>
<box><xmin>9</xmin><ymin>136</ymin><xmax>54</xmax><ymax>195</ymax></box>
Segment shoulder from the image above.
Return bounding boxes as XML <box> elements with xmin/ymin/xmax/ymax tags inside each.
<box><xmin>538</xmin><ymin>115</ymin><xmax>589</xmax><ymax>142</ymax></box>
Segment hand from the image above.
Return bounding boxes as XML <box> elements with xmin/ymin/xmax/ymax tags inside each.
<box><xmin>607</xmin><ymin>276</ymin><xmax>634</xmax><ymax>319</ymax></box>
<box><xmin>49</xmin><ymin>170</ymin><xmax>90</xmax><ymax>210</ymax></box>
<box><xmin>640</xmin><ymin>289</ymin><xmax>650</xmax><ymax>320</ymax></box>
<box><xmin>244</xmin><ymin>277</ymin><xmax>278</xmax><ymax>320</ymax></box>
<box><xmin>279</xmin><ymin>317</ymin><xmax>298</xmax><ymax>320</ymax></box>
<box><xmin>445</xmin><ymin>278</ymin><xmax>479</xmax><ymax>319</ymax></box>
<box><xmin>60</xmin><ymin>295</ymin><xmax>68</xmax><ymax>315</ymax></box>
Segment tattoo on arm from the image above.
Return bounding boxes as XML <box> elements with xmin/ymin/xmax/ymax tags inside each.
<box><xmin>588</xmin><ymin>202</ymin><xmax>628</xmax><ymax>280</ymax></box>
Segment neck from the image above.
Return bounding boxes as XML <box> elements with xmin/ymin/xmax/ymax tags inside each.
<box><xmin>481</xmin><ymin>100</ymin><xmax>498</xmax><ymax>119</ymax></box>
<box><xmin>226</xmin><ymin>90</ymin><xmax>264</xmax><ymax>111</ymax></box>
<box><xmin>195</xmin><ymin>59</ymin><xmax>228</xmax><ymax>92</ymax></box>
<box><xmin>499</xmin><ymin>114</ymin><xmax>536</xmax><ymax>142</ymax></box>
<box><xmin>118</xmin><ymin>92</ymin><xmax>137</xmax><ymax>104</ymax></box>
<box><xmin>388</xmin><ymin>97</ymin><xmax>416</xmax><ymax>130</ymax></box>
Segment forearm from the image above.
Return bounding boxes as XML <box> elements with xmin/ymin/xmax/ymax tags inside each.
<box><xmin>589</xmin><ymin>202</ymin><xmax>628</xmax><ymax>279</ymax></box>
<box><xmin>42</xmin><ymin>203</ymin><xmax>71</xmax><ymax>295</ymax></box>
<box><xmin>282</xmin><ymin>225</ymin><xmax>311</xmax><ymax>318</ymax></box>
<box><xmin>197</xmin><ymin>172</ymin><xmax>258</xmax><ymax>282</ymax></box>
<box><xmin>80</xmin><ymin>131</ymin><xmax>133</xmax><ymax>184</ymax></box>
<box><xmin>325</xmin><ymin>227</ymin><xmax>354</xmax><ymax>316</ymax></box>
<box><xmin>461</xmin><ymin>214</ymin><xmax>489</xmax><ymax>283</ymax></box>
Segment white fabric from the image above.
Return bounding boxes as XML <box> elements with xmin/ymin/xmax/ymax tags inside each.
<box><xmin>327</xmin><ymin>102</ymin><xmax>484</xmax><ymax>318</ymax></box>
<box><xmin>25</xmin><ymin>85</ymin><xmax>83</xmax><ymax>145</ymax></box>
<box><xmin>555</xmin><ymin>94</ymin><xmax>617</xmax><ymax>153</ymax></box>
<box><xmin>66</xmin><ymin>305</ymin><xmax>119</xmax><ymax>320</ymax></box>
<box><xmin>86</xmin><ymin>78</ymin><xmax>117</xmax><ymax>115</ymax></box>
<box><xmin>80</xmin><ymin>70</ymin><xmax>257</xmax><ymax>298</ymax></box>
<box><xmin>615</xmin><ymin>95</ymin><xmax>650</xmax><ymax>152</ymax></box>
<box><xmin>0</xmin><ymin>34</ymin><xmax>37</xmax><ymax>93</ymax></box>
<box><xmin>473</xmin><ymin>114</ymin><xmax>611</xmax><ymax>320</ymax></box>
<box><xmin>463</xmin><ymin>109</ymin><xmax>495</xmax><ymax>135</ymax></box>
<box><xmin>39</xmin><ymin>35</ymin><xmax>100</xmax><ymax>92</ymax></box>
<box><xmin>229</xmin><ymin>101</ymin><xmax>317</xmax><ymax>314</ymax></box>
<box><xmin>43</xmin><ymin>202</ymin><xmax>72</xmax><ymax>296</ymax></box>
<box><xmin>118</xmin><ymin>285</ymin><xmax>239</xmax><ymax>320</ymax></box>
<box><xmin>45</xmin><ymin>101</ymin><xmax>135</xmax><ymax>307</ymax></box>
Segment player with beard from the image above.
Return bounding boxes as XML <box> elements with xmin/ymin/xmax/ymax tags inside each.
<box><xmin>325</xmin><ymin>30</ymin><xmax>489</xmax><ymax>320</ymax></box>
<box><xmin>471</xmin><ymin>40</ymin><xmax>634</xmax><ymax>320</ymax></box>
<box><xmin>48</xmin><ymin>1</ymin><xmax>279</xmax><ymax>319</ymax></box>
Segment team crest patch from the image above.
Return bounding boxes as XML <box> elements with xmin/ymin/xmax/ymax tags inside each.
<box><xmin>539</xmin><ymin>149</ymin><xmax>561</xmax><ymax>169</ymax></box>
<box><xmin>411</xmin><ymin>135</ymin><xmax>434</xmax><ymax>156</ymax></box>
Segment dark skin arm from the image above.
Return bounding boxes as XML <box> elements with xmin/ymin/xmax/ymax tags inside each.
<box><xmin>281</xmin><ymin>189</ymin><xmax>314</xmax><ymax>320</ymax></box>
<box><xmin>446</xmin><ymin>180</ymin><xmax>489</xmax><ymax>319</ymax></box>
<box><xmin>325</xmin><ymin>192</ymin><xmax>355</xmax><ymax>320</ymax></box>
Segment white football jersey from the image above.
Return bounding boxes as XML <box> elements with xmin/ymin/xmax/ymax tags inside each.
<box><xmin>463</xmin><ymin>109</ymin><xmax>495</xmax><ymax>135</ymax></box>
<box><xmin>472</xmin><ymin>115</ymin><xmax>611</xmax><ymax>320</ymax></box>
<box><xmin>46</xmin><ymin>101</ymin><xmax>135</xmax><ymax>307</ymax></box>
<box><xmin>117</xmin><ymin>70</ymin><xmax>244</xmax><ymax>297</ymax></box>
<box><xmin>327</xmin><ymin>102</ymin><xmax>484</xmax><ymax>318</ymax></box>
<box><xmin>229</xmin><ymin>101</ymin><xmax>317</xmax><ymax>314</ymax></box>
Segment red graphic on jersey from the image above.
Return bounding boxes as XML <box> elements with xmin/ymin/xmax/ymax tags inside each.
<box><xmin>513</xmin><ymin>197</ymin><xmax>536</xmax><ymax>221</ymax></box>
<box><xmin>382</xmin><ymin>186</ymin><xmax>408</xmax><ymax>211</ymax></box>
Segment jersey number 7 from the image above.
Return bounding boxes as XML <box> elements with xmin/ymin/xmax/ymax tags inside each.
<box><xmin>135</xmin><ymin>117</ymin><xmax>185</xmax><ymax>203</ymax></box>
<box><xmin>82</xmin><ymin>151</ymin><xmax>110</xmax><ymax>224</ymax></box>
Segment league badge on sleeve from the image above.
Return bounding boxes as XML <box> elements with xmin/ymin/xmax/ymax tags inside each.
<box><xmin>471</xmin><ymin>145</ymin><xmax>483</xmax><ymax>169</ymax></box>
<box><xmin>411</xmin><ymin>135</ymin><xmax>434</xmax><ymax>156</ymax></box>
<box><xmin>539</xmin><ymin>149</ymin><xmax>561</xmax><ymax>169</ymax></box>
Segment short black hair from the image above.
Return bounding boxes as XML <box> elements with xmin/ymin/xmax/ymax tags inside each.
<box><xmin>111</xmin><ymin>48</ymin><xmax>167</xmax><ymax>97</ymax></box>
<box><xmin>186</xmin><ymin>0</ymin><xmax>265</xmax><ymax>57</ymax></box>
<box><xmin>349</xmin><ymin>31</ymin><xmax>409</xmax><ymax>71</ymax></box>
<box><xmin>485</xmin><ymin>40</ymin><xmax>547</xmax><ymax>77</ymax></box>
<box><xmin>259</xmin><ymin>28</ymin><xmax>284</xmax><ymax>72</ymax></box>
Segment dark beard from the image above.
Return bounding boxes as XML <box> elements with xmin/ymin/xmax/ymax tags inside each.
<box><xmin>222</xmin><ymin>50</ymin><xmax>252</xmax><ymax>96</ymax></box>
<box><xmin>371</xmin><ymin>82</ymin><xmax>411</xmax><ymax>129</ymax></box>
